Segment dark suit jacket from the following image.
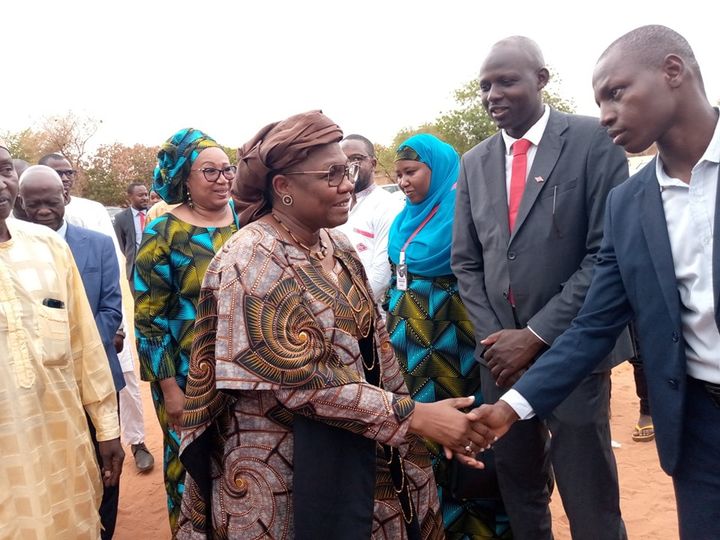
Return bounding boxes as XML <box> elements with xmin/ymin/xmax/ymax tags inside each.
<box><xmin>113</xmin><ymin>207</ymin><xmax>138</xmax><ymax>282</ymax></box>
<box><xmin>65</xmin><ymin>223</ymin><xmax>125</xmax><ymax>391</ymax></box>
<box><xmin>514</xmin><ymin>159</ymin><xmax>720</xmax><ymax>475</ymax></box>
<box><xmin>452</xmin><ymin>109</ymin><xmax>628</xmax><ymax>370</ymax></box>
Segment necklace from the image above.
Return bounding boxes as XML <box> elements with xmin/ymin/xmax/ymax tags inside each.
<box><xmin>271</xmin><ymin>212</ymin><xmax>328</xmax><ymax>261</ymax></box>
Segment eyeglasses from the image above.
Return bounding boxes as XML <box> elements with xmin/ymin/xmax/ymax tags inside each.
<box><xmin>56</xmin><ymin>169</ymin><xmax>77</xmax><ymax>179</ymax></box>
<box><xmin>284</xmin><ymin>163</ymin><xmax>359</xmax><ymax>187</ymax></box>
<box><xmin>192</xmin><ymin>165</ymin><xmax>237</xmax><ymax>183</ymax></box>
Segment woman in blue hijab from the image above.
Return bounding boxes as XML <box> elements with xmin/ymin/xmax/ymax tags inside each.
<box><xmin>386</xmin><ymin>134</ymin><xmax>510</xmax><ymax>539</ymax></box>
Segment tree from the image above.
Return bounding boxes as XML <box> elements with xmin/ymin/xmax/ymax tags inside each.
<box><xmin>84</xmin><ymin>143</ymin><xmax>158</xmax><ymax>205</ymax></box>
<box><xmin>41</xmin><ymin>113</ymin><xmax>100</xmax><ymax>169</ymax></box>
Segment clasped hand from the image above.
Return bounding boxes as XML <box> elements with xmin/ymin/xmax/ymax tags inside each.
<box><xmin>482</xmin><ymin>328</ymin><xmax>545</xmax><ymax>388</ymax></box>
<box><xmin>408</xmin><ymin>397</ymin><xmax>496</xmax><ymax>469</ymax></box>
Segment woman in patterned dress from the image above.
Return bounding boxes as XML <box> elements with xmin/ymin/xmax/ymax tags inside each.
<box><xmin>176</xmin><ymin>111</ymin><xmax>493</xmax><ymax>539</ymax></box>
<box><xmin>386</xmin><ymin>134</ymin><xmax>510</xmax><ymax>539</ymax></box>
<box><xmin>134</xmin><ymin>128</ymin><xmax>239</xmax><ymax>534</ymax></box>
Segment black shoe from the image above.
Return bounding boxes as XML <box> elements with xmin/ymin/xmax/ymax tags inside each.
<box><xmin>131</xmin><ymin>442</ymin><xmax>155</xmax><ymax>472</ymax></box>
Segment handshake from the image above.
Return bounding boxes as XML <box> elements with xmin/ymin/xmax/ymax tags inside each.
<box><xmin>408</xmin><ymin>396</ymin><xmax>521</xmax><ymax>468</ymax></box>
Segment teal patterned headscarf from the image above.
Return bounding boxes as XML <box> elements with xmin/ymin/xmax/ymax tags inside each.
<box><xmin>153</xmin><ymin>128</ymin><xmax>219</xmax><ymax>204</ymax></box>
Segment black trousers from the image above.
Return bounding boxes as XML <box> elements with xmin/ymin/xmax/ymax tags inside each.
<box><xmin>86</xmin><ymin>396</ymin><xmax>120</xmax><ymax>540</ymax></box>
<box><xmin>481</xmin><ymin>365</ymin><xmax>626</xmax><ymax>540</ymax></box>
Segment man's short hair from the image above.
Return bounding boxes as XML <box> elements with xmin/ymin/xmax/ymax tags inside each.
<box><xmin>601</xmin><ymin>25</ymin><xmax>699</xmax><ymax>76</ymax></box>
<box><xmin>342</xmin><ymin>134</ymin><xmax>375</xmax><ymax>158</ymax></box>
<box><xmin>127</xmin><ymin>182</ymin><xmax>146</xmax><ymax>195</ymax></box>
<box><xmin>38</xmin><ymin>153</ymin><xmax>67</xmax><ymax>166</ymax></box>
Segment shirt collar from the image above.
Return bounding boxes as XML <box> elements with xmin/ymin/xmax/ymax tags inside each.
<box><xmin>131</xmin><ymin>206</ymin><xmax>145</xmax><ymax>217</ymax></box>
<box><xmin>56</xmin><ymin>220</ymin><xmax>68</xmax><ymax>240</ymax></box>
<box><xmin>656</xmin><ymin>109</ymin><xmax>720</xmax><ymax>188</ymax></box>
<box><xmin>501</xmin><ymin>105</ymin><xmax>550</xmax><ymax>154</ymax></box>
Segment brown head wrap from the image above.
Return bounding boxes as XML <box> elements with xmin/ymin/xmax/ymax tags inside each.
<box><xmin>234</xmin><ymin>110</ymin><xmax>343</xmax><ymax>226</ymax></box>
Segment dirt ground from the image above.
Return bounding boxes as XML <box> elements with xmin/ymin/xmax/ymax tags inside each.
<box><xmin>113</xmin><ymin>361</ymin><xmax>678</xmax><ymax>539</ymax></box>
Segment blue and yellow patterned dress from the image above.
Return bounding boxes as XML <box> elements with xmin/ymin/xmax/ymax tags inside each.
<box><xmin>385</xmin><ymin>268</ymin><xmax>511</xmax><ymax>540</ymax></box>
<box><xmin>134</xmin><ymin>212</ymin><xmax>237</xmax><ymax>533</ymax></box>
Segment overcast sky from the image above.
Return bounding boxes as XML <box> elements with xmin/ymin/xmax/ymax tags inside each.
<box><xmin>4</xmin><ymin>0</ymin><xmax>719</xmax><ymax>151</ymax></box>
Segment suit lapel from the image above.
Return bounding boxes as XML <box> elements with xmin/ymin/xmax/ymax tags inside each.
<box><xmin>66</xmin><ymin>224</ymin><xmax>88</xmax><ymax>274</ymax></box>
<box><xmin>638</xmin><ymin>169</ymin><xmax>681</xmax><ymax>322</ymax></box>
<box><xmin>510</xmin><ymin>110</ymin><xmax>566</xmax><ymax>244</ymax></box>
<box><xmin>481</xmin><ymin>135</ymin><xmax>511</xmax><ymax>247</ymax></box>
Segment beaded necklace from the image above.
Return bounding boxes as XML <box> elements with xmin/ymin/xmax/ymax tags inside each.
<box><xmin>271</xmin><ymin>211</ymin><xmax>328</xmax><ymax>261</ymax></box>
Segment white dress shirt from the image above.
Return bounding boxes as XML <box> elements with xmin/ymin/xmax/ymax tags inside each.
<box><xmin>656</xmin><ymin>115</ymin><xmax>720</xmax><ymax>383</ymax></box>
<box><xmin>337</xmin><ymin>184</ymin><xmax>404</xmax><ymax>306</ymax></box>
<box><xmin>501</xmin><ymin>106</ymin><xmax>551</xmax><ymax>345</ymax></box>
<box><xmin>503</xmin><ymin>113</ymin><xmax>720</xmax><ymax>419</ymax></box>
<box><xmin>501</xmin><ymin>105</ymin><xmax>551</xmax><ymax>204</ymax></box>
<box><xmin>131</xmin><ymin>207</ymin><xmax>146</xmax><ymax>248</ymax></box>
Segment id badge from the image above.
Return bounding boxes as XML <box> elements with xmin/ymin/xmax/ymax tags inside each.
<box><xmin>397</xmin><ymin>252</ymin><xmax>408</xmax><ymax>291</ymax></box>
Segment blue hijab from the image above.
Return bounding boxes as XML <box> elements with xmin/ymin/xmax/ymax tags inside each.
<box><xmin>388</xmin><ymin>134</ymin><xmax>459</xmax><ymax>277</ymax></box>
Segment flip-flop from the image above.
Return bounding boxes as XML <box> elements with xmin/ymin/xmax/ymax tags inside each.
<box><xmin>632</xmin><ymin>423</ymin><xmax>655</xmax><ymax>442</ymax></box>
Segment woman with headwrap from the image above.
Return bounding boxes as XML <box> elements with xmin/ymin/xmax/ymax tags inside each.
<box><xmin>386</xmin><ymin>134</ymin><xmax>510</xmax><ymax>539</ymax></box>
<box><xmin>176</xmin><ymin>111</ymin><xmax>493</xmax><ymax>540</ymax></box>
<box><xmin>134</xmin><ymin>128</ymin><xmax>239</xmax><ymax>533</ymax></box>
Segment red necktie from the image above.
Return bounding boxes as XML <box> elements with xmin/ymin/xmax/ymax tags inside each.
<box><xmin>508</xmin><ymin>138</ymin><xmax>532</xmax><ymax>231</ymax></box>
<box><xmin>139</xmin><ymin>211</ymin><xmax>146</xmax><ymax>230</ymax></box>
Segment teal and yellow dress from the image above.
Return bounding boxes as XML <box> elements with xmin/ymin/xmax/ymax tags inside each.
<box><xmin>134</xmin><ymin>212</ymin><xmax>237</xmax><ymax>533</ymax></box>
<box><xmin>385</xmin><ymin>270</ymin><xmax>510</xmax><ymax>540</ymax></box>
<box><xmin>387</xmin><ymin>134</ymin><xmax>510</xmax><ymax>539</ymax></box>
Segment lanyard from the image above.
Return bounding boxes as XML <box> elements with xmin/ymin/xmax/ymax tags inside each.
<box><xmin>399</xmin><ymin>205</ymin><xmax>439</xmax><ymax>264</ymax></box>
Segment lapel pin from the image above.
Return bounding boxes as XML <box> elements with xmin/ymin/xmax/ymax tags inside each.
<box><xmin>534</xmin><ymin>176</ymin><xmax>544</xmax><ymax>183</ymax></box>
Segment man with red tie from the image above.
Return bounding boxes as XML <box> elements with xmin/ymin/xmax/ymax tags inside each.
<box><xmin>113</xmin><ymin>182</ymin><xmax>149</xmax><ymax>286</ymax></box>
<box><xmin>451</xmin><ymin>36</ymin><xmax>629</xmax><ymax>539</ymax></box>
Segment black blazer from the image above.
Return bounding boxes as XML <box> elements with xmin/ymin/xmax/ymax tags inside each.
<box><xmin>452</xmin><ymin>109</ymin><xmax>629</xmax><ymax>370</ymax></box>
<box><xmin>515</xmin><ymin>159</ymin><xmax>720</xmax><ymax>475</ymax></box>
<box><xmin>113</xmin><ymin>207</ymin><xmax>138</xmax><ymax>283</ymax></box>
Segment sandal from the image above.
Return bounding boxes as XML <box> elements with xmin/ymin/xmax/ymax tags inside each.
<box><xmin>632</xmin><ymin>423</ymin><xmax>655</xmax><ymax>442</ymax></box>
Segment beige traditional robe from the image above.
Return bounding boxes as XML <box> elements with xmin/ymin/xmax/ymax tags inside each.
<box><xmin>0</xmin><ymin>219</ymin><xmax>119</xmax><ymax>539</ymax></box>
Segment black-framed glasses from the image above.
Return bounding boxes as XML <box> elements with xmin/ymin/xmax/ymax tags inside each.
<box><xmin>192</xmin><ymin>165</ymin><xmax>237</xmax><ymax>182</ymax></box>
<box><xmin>284</xmin><ymin>163</ymin><xmax>359</xmax><ymax>187</ymax></box>
<box><xmin>56</xmin><ymin>169</ymin><xmax>77</xmax><ymax>179</ymax></box>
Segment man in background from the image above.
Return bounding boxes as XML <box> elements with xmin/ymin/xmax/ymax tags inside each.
<box><xmin>338</xmin><ymin>134</ymin><xmax>403</xmax><ymax>308</ymax></box>
<box><xmin>40</xmin><ymin>153</ymin><xmax>155</xmax><ymax>474</ymax></box>
<box><xmin>113</xmin><ymin>182</ymin><xmax>149</xmax><ymax>286</ymax></box>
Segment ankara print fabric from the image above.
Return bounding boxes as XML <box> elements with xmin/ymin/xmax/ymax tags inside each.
<box><xmin>134</xmin><ymin>212</ymin><xmax>238</xmax><ymax>532</ymax></box>
<box><xmin>176</xmin><ymin>222</ymin><xmax>443</xmax><ymax>539</ymax></box>
<box><xmin>385</xmin><ymin>270</ymin><xmax>511</xmax><ymax>539</ymax></box>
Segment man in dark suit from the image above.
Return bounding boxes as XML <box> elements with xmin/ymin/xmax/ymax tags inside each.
<box><xmin>19</xmin><ymin>165</ymin><xmax>125</xmax><ymax>539</ymax></box>
<box><xmin>472</xmin><ymin>25</ymin><xmax>720</xmax><ymax>539</ymax></box>
<box><xmin>451</xmin><ymin>36</ymin><xmax>628</xmax><ymax>539</ymax></box>
<box><xmin>113</xmin><ymin>182</ymin><xmax>149</xmax><ymax>285</ymax></box>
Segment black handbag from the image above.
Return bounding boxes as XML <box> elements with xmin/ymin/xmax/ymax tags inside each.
<box><xmin>448</xmin><ymin>448</ymin><xmax>502</xmax><ymax>501</ymax></box>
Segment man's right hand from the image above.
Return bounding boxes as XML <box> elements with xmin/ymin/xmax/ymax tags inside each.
<box><xmin>408</xmin><ymin>397</ymin><xmax>496</xmax><ymax>460</ymax></box>
<box><xmin>467</xmin><ymin>401</ymin><xmax>520</xmax><ymax>441</ymax></box>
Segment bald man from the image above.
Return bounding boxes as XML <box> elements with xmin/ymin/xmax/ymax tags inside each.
<box><xmin>0</xmin><ymin>145</ymin><xmax>123</xmax><ymax>538</ymax></box>
<box><xmin>473</xmin><ymin>25</ymin><xmax>720</xmax><ymax>539</ymax></box>
<box><xmin>451</xmin><ymin>36</ymin><xmax>628</xmax><ymax>539</ymax></box>
<box><xmin>20</xmin><ymin>165</ymin><xmax>126</xmax><ymax>539</ymax></box>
